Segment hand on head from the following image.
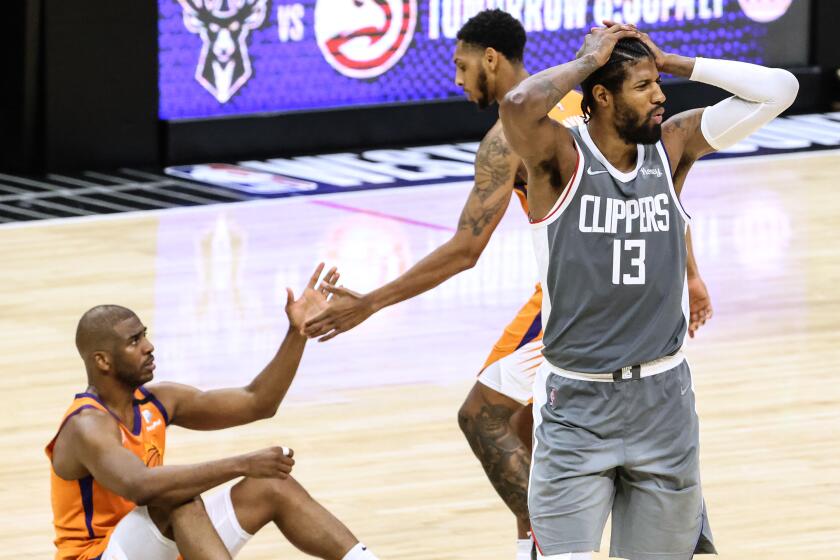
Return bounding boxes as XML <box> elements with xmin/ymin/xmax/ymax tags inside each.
<box><xmin>595</xmin><ymin>20</ymin><xmax>668</xmax><ymax>70</ymax></box>
<box><xmin>576</xmin><ymin>23</ymin><xmax>640</xmax><ymax>67</ymax></box>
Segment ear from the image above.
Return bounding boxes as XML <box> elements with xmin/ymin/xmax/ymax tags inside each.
<box><xmin>93</xmin><ymin>351</ymin><xmax>112</xmax><ymax>372</ymax></box>
<box><xmin>483</xmin><ymin>47</ymin><xmax>499</xmax><ymax>72</ymax></box>
<box><xmin>592</xmin><ymin>84</ymin><xmax>611</xmax><ymax>110</ymax></box>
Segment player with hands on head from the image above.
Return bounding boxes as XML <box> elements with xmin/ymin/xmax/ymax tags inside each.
<box><xmin>46</xmin><ymin>263</ymin><xmax>380</xmax><ymax>560</ymax></box>
<box><xmin>499</xmin><ymin>20</ymin><xmax>797</xmax><ymax>560</ymax></box>
<box><xmin>304</xmin><ymin>10</ymin><xmax>714</xmax><ymax>560</ymax></box>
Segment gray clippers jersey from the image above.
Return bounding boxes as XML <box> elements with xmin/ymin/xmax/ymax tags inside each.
<box><xmin>531</xmin><ymin>124</ymin><xmax>690</xmax><ymax>373</ymax></box>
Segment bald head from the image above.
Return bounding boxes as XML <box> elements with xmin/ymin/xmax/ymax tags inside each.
<box><xmin>75</xmin><ymin>305</ymin><xmax>138</xmax><ymax>359</ymax></box>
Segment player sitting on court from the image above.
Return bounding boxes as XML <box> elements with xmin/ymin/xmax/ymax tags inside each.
<box><xmin>46</xmin><ymin>264</ymin><xmax>380</xmax><ymax>560</ymax></box>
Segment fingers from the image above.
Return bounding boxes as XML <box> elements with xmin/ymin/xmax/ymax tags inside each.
<box><xmin>307</xmin><ymin>262</ymin><xmax>326</xmax><ymax>290</ymax></box>
<box><xmin>603</xmin><ymin>19</ymin><xmax>638</xmax><ymax>30</ymax></box>
<box><xmin>613</xmin><ymin>28</ymin><xmax>641</xmax><ymax>40</ymax></box>
<box><xmin>274</xmin><ymin>447</ymin><xmax>295</xmax><ymax>471</ymax></box>
<box><xmin>688</xmin><ymin>305</ymin><xmax>712</xmax><ymax>338</ymax></box>
<box><xmin>592</xmin><ymin>22</ymin><xmax>638</xmax><ymax>33</ymax></box>
<box><xmin>303</xmin><ymin>314</ymin><xmax>332</xmax><ymax>336</ymax></box>
<box><xmin>318</xmin><ymin>330</ymin><xmax>341</xmax><ymax>343</ymax></box>
<box><xmin>318</xmin><ymin>267</ymin><xmax>340</xmax><ymax>296</ymax></box>
<box><xmin>285</xmin><ymin>287</ymin><xmax>295</xmax><ymax>304</ymax></box>
<box><xmin>322</xmin><ymin>284</ymin><xmax>351</xmax><ymax>296</ymax></box>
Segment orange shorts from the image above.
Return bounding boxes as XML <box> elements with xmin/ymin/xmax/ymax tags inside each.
<box><xmin>477</xmin><ymin>284</ymin><xmax>544</xmax><ymax>405</ymax></box>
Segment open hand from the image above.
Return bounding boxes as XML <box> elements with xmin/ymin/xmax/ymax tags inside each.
<box><xmin>575</xmin><ymin>23</ymin><xmax>640</xmax><ymax>67</ymax></box>
<box><xmin>285</xmin><ymin>263</ymin><xmax>340</xmax><ymax>333</ymax></box>
<box><xmin>687</xmin><ymin>275</ymin><xmax>713</xmax><ymax>338</ymax></box>
<box><xmin>302</xmin><ymin>284</ymin><xmax>370</xmax><ymax>342</ymax></box>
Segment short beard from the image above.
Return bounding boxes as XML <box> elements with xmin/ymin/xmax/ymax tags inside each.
<box><xmin>615</xmin><ymin>99</ymin><xmax>662</xmax><ymax>144</ymax></box>
<box><xmin>476</xmin><ymin>69</ymin><xmax>492</xmax><ymax>110</ymax></box>
<box><xmin>112</xmin><ymin>357</ymin><xmax>144</xmax><ymax>389</ymax></box>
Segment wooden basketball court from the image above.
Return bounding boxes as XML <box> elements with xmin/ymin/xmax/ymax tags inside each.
<box><xmin>2</xmin><ymin>151</ymin><xmax>839</xmax><ymax>559</ymax></box>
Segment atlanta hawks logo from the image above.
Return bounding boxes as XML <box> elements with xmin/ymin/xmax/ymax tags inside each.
<box><xmin>178</xmin><ymin>0</ymin><xmax>269</xmax><ymax>103</ymax></box>
<box><xmin>314</xmin><ymin>0</ymin><xmax>417</xmax><ymax>79</ymax></box>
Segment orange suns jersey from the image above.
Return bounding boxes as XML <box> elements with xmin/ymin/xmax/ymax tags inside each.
<box><xmin>45</xmin><ymin>388</ymin><xmax>169</xmax><ymax>560</ymax></box>
<box><xmin>511</xmin><ymin>90</ymin><xmax>585</xmax><ymax>217</ymax></box>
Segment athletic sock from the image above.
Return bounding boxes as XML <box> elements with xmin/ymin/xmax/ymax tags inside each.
<box><xmin>516</xmin><ymin>538</ymin><xmax>533</xmax><ymax>560</ymax></box>
<box><xmin>342</xmin><ymin>542</ymin><xmax>379</xmax><ymax>560</ymax></box>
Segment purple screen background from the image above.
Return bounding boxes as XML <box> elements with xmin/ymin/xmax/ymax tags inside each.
<box><xmin>159</xmin><ymin>0</ymin><xmax>808</xmax><ymax>120</ymax></box>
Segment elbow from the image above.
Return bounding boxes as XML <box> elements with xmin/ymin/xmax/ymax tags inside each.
<box><xmin>460</xmin><ymin>249</ymin><xmax>480</xmax><ymax>271</ymax></box>
<box><xmin>255</xmin><ymin>403</ymin><xmax>279</xmax><ymax>420</ymax></box>
<box><xmin>780</xmin><ymin>70</ymin><xmax>799</xmax><ymax>108</ymax></box>
<box><xmin>773</xmin><ymin>69</ymin><xmax>799</xmax><ymax>110</ymax></box>
<box><xmin>124</xmin><ymin>472</ymin><xmax>169</xmax><ymax>507</ymax></box>
<box><xmin>450</xmin><ymin>240</ymin><xmax>480</xmax><ymax>271</ymax></box>
<box><xmin>126</xmin><ymin>481</ymin><xmax>155</xmax><ymax>506</ymax></box>
<box><xmin>455</xmin><ymin>254</ymin><xmax>479</xmax><ymax>273</ymax></box>
<box><xmin>500</xmin><ymin>89</ymin><xmax>529</xmax><ymax>116</ymax></box>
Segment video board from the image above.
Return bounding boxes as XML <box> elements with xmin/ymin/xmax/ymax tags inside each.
<box><xmin>159</xmin><ymin>0</ymin><xmax>809</xmax><ymax>120</ymax></box>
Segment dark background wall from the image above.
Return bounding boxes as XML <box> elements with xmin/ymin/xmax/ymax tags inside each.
<box><xmin>42</xmin><ymin>0</ymin><xmax>158</xmax><ymax>170</ymax></box>
<box><xmin>2</xmin><ymin>0</ymin><xmax>838</xmax><ymax>174</ymax></box>
<box><xmin>0</xmin><ymin>1</ymin><xmax>40</xmax><ymax>172</ymax></box>
<box><xmin>812</xmin><ymin>0</ymin><xmax>840</xmax><ymax>110</ymax></box>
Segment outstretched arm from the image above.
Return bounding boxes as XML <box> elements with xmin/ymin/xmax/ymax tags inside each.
<box><xmin>150</xmin><ymin>264</ymin><xmax>339</xmax><ymax>430</ymax></box>
<box><xmin>302</xmin><ymin>124</ymin><xmax>519</xmax><ymax>341</ymax></box>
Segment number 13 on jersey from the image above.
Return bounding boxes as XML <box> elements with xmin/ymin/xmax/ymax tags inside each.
<box><xmin>613</xmin><ymin>239</ymin><xmax>646</xmax><ymax>285</ymax></box>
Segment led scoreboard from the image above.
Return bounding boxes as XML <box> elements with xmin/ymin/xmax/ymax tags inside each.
<box><xmin>158</xmin><ymin>0</ymin><xmax>809</xmax><ymax>120</ymax></box>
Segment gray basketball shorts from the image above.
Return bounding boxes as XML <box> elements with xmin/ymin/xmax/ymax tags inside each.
<box><xmin>528</xmin><ymin>358</ymin><xmax>716</xmax><ymax>560</ymax></box>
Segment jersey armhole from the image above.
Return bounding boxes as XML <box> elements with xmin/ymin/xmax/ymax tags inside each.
<box><xmin>138</xmin><ymin>386</ymin><xmax>171</xmax><ymax>426</ymax></box>
<box><xmin>657</xmin><ymin>141</ymin><xmax>692</xmax><ymax>224</ymax></box>
<box><xmin>529</xmin><ymin>139</ymin><xmax>584</xmax><ymax>227</ymax></box>
<box><xmin>45</xmin><ymin>404</ymin><xmax>102</xmax><ymax>458</ymax></box>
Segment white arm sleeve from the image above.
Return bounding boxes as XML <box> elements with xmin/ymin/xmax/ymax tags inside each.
<box><xmin>690</xmin><ymin>57</ymin><xmax>799</xmax><ymax>150</ymax></box>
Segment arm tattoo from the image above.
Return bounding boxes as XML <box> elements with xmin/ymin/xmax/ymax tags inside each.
<box><xmin>458</xmin><ymin>131</ymin><xmax>513</xmax><ymax>236</ymax></box>
<box><xmin>537</xmin><ymin>76</ymin><xmax>565</xmax><ymax>114</ymax></box>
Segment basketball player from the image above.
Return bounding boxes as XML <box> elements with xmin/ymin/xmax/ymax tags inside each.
<box><xmin>303</xmin><ymin>10</ymin><xmax>713</xmax><ymax>559</ymax></box>
<box><xmin>46</xmin><ymin>264</ymin><xmax>380</xmax><ymax>560</ymax></box>
<box><xmin>498</xmin><ymin>22</ymin><xmax>798</xmax><ymax>559</ymax></box>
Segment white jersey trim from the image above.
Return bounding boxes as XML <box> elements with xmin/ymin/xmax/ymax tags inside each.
<box><xmin>579</xmin><ymin>124</ymin><xmax>644</xmax><ymax>183</ymax></box>
<box><xmin>656</xmin><ymin>141</ymin><xmax>692</xmax><ymax>225</ymax></box>
<box><xmin>529</xmin><ymin>139</ymin><xmax>585</xmax><ymax>228</ymax></box>
<box><xmin>545</xmin><ymin>349</ymin><xmax>686</xmax><ymax>382</ymax></box>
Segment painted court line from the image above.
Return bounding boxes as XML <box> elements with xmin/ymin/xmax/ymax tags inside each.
<box><xmin>309</xmin><ymin>199</ymin><xmax>456</xmax><ymax>232</ymax></box>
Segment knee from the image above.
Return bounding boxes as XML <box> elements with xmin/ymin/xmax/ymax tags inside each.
<box><xmin>170</xmin><ymin>496</ymin><xmax>205</xmax><ymax>519</ymax></box>
<box><xmin>510</xmin><ymin>404</ymin><xmax>534</xmax><ymax>446</ymax></box>
<box><xmin>147</xmin><ymin>496</ymin><xmax>204</xmax><ymax>538</ymax></box>
<box><xmin>252</xmin><ymin>475</ymin><xmax>309</xmax><ymax>510</ymax></box>
<box><xmin>457</xmin><ymin>392</ymin><xmax>481</xmax><ymax>435</ymax></box>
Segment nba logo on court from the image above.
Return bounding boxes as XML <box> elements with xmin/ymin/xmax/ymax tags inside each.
<box><xmin>177</xmin><ymin>0</ymin><xmax>269</xmax><ymax>103</ymax></box>
<box><xmin>314</xmin><ymin>0</ymin><xmax>418</xmax><ymax>79</ymax></box>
